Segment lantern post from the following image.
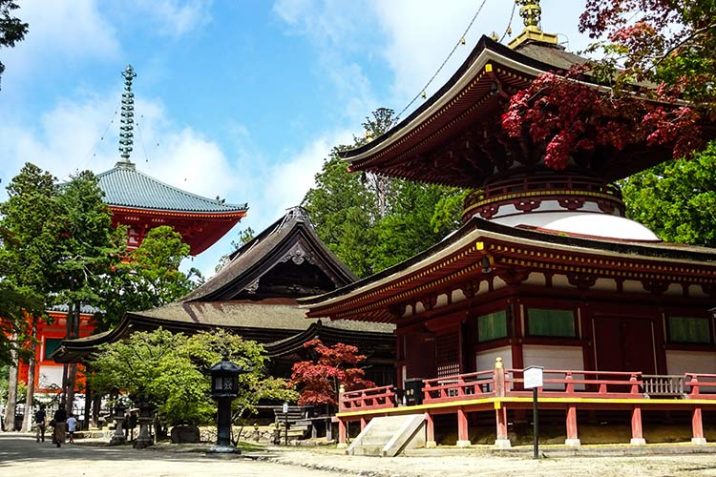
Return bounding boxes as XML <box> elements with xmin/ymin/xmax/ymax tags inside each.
<box><xmin>208</xmin><ymin>356</ymin><xmax>246</xmax><ymax>453</ymax></box>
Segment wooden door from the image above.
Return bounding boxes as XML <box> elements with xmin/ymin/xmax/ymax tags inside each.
<box><xmin>593</xmin><ymin>316</ymin><xmax>656</xmax><ymax>374</ymax></box>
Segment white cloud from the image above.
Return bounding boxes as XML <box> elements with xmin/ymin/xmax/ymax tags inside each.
<box><xmin>2</xmin><ymin>0</ymin><xmax>120</xmax><ymax>82</ymax></box>
<box><xmin>129</xmin><ymin>0</ymin><xmax>213</xmax><ymax>37</ymax></box>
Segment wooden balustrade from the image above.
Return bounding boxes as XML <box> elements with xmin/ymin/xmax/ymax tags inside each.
<box><xmin>423</xmin><ymin>370</ymin><xmax>496</xmax><ymax>403</ymax></box>
<box><xmin>339</xmin><ymin>385</ymin><xmax>397</xmax><ymax>412</ymax></box>
<box><xmin>338</xmin><ymin>370</ymin><xmax>716</xmax><ymax>413</ymax></box>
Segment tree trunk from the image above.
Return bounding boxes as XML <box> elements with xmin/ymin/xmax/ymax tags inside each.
<box><xmin>3</xmin><ymin>341</ymin><xmax>19</xmax><ymax>431</ymax></box>
<box><xmin>21</xmin><ymin>317</ymin><xmax>38</xmax><ymax>432</ymax></box>
<box><xmin>64</xmin><ymin>303</ymin><xmax>80</xmax><ymax>415</ymax></box>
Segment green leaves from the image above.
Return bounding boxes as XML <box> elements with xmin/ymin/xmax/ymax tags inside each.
<box><xmin>90</xmin><ymin>329</ymin><xmax>297</xmax><ymax>425</ymax></box>
<box><xmin>622</xmin><ymin>141</ymin><xmax>716</xmax><ymax>247</ymax></box>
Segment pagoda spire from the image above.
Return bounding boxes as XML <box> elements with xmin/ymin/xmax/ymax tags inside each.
<box><xmin>508</xmin><ymin>0</ymin><xmax>558</xmax><ymax>49</ymax></box>
<box><xmin>118</xmin><ymin>65</ymin><xmax>137</xmax><ymax>166</ymax></box>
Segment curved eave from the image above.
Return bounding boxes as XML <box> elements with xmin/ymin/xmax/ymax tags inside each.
<box><xmin>264</xmin><ymin>322</ymin><xmax>394</xmax><ymax>358</ymax></box>
<box><xmin>108</xmin><ymin>204</ymin><xmax>248</xmax><ymax>219</ymax></box>
<box><xmin>341</xmin><ymin>36</ymin><xmax>590</xmax><ymax>169</ymax></box>
<box><xmin>300</xmin><ymin>218</ymin><xmax>716</xmax><ymax>322</ymax></box>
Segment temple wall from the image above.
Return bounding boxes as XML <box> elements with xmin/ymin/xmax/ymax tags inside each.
<box><xmin>665</xmin><ymin>350</ymin><xmax>716</xmax><ymax>375</ymax></box>
<box><xmin>38</xmin><ymin>364</ymin><xmax>64</xmax><ymax>389</ymax></box>
<box><xmin>523</xmin><ymin>344</ymin><xmax>584</xmax><ymax>390</ymax></box>
<box><xmin>475</xmin><ymin>346</ymin><xmax>512</xmax><ymax>373</ymax></box>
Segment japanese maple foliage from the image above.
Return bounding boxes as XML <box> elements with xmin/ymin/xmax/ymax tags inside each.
<box><xmin>290</xmin><ymin>339</ymin><xmax>375</xmax><ymax>408</ymax></box>
<box><xmin>502</xmin><ymin>1</ymin><xmax>713</xmax><ymax>170</ymax></box>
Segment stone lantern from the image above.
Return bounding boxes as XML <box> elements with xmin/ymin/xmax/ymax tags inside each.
<box><xmin>208</xmin><ymin>356</ymin><xmax>247</xmax><ymax>453</ymax></box>
<box><xmin>109</xmin><ymin>401</ymin><xmax>126</xmax><ymax>445</ymax></box>
<box><xmin>133</xmin><ymin>395</ymin><xmax>155</xmax><ymax>449</ymax></box>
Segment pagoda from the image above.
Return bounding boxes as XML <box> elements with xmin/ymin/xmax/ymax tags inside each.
<box><xmin>19</xmin><ymin>66</ymin><xmax>247</xmax><ymax>397</ymax></box>
<box><xmin>301</xmin><ymin>1</ymin><xmax>716</xmax><ymax>449</ymax></box>
<box><xmin>97</xmin><ymin>65</ymin><xmax>248</xmax><ymax>255</ymax></box>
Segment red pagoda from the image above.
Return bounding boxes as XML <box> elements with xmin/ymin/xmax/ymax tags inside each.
<box><xmin>301</xmin><ymin>2</ymin><xmax>716</xmax><ymax>450</ymax></box>
<box><xmin>19</xmin><ymin>65</ymin><xmax>247</xmax><ymax>396</ymax></box>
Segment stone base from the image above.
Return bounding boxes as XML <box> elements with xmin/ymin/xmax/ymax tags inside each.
<box><xmin>494</xmin><ymin>438</ymin><xmax>512</xmax><ymax>449</ymax></box>
<box><xmin>337</xmin><ymin>443</ymin><xmax>348</xmax><ymax>449</ymax></box>
<box><xmin>425</xmin><ymin>440</ymin><xmax>437</xmax><ymax>448</ymax></box>
<box><xmin>109</xmin><ymin>435</ymin><xmax>125</xmax><ymax>446</ymax></box>
<box><xmin>456</xmin><ymin>440</ymin><xmax>471</xmax><ymax>448</ymax></box>
<box><xmin>207</xmin><ymin>445</ymin><xmax>239</xmax><ymax>454</ymax></box>
<box><xmin>134</xmin><ymin>438</ymin><xmax>153</xmax><ymax>449</ymax></box>
<box><xmin>691</xmin><ymin>437</ymin><xmax>707</xmax><ymax>445</ymax></box>
<box><xmin>564</xmin><ymin>438</ymin><xmax>581</xmax><ymax>448</ymax></box>
<box><xmin>630</xmin><ymin>438</ymin><xmax>646</xmax><ymax>446</ymax></box>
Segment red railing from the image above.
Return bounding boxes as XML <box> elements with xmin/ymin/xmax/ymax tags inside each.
<box><xmin>506</xmin><ymin>369</ymin><xmax>643</xmax><ymax>398</ymax></box>
<box><xmin>338</xmin><ymin>369</ymin><xmax>716</xmax><ymax>412</ymax></box>
<box><xmin>686</xmin><ymin>373</ymin><xmax>716</xmax><ymax>397</ymax></box>
<box><xmin>339</xmin><ymin>385</ymin><xmax>397</xmax><ymax>412</ymax></box>
<box><xmin>423</xmin><ymin>370</ymin><xmax>496</xmax><ymax>403</ymax></box>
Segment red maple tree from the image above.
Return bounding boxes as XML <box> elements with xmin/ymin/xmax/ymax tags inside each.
<box><xmin>290</xmin><ymin>339</ymin><xmax>374</xmax><ymax>408</ymax></box>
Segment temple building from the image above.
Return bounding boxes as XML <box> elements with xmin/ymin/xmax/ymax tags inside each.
<box><xmin>301</xmin><ymin>1</ymin><xmax>716</xmax><ymax>449</ymax></box>
<box><xmin>54</xmin><ymin>207</ymin><xmax>395</xmax><ymax>386</ymax></box>
<box><xmin>20</xmin><ymin>65</ymin><xmax>247</xmax><ymax>394</ymax></box>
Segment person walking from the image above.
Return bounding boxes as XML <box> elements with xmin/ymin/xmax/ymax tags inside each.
<box><xmin>34</xmin><ymin>405</ymin><xmax>47</xmax><ymax>443</ymax></box>
<box><xmin>66</xmin><ymin>414</ymin><xmax>78</xmax><ymax>444</ymax></box>
<box><xmin>52</xmin><ymin>403</ymin><xmax>67</xmax><ymax>448</ymax></box>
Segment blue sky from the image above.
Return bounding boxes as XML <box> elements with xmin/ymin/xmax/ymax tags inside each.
<box><xmin>0</xmin><ymin>0</ymin><xmax>589</xmax><ymax>278</ymax></box>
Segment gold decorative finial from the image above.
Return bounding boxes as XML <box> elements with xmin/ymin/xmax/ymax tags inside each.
<box><xmin>508</xmin><ymin>0</ymin><xmax>558</xmax><ymax>49</ymax></box>
<box><xmin>517</xmin><ymin>0</ymin><xmax>541</xmax><ymax>31</ymax></box>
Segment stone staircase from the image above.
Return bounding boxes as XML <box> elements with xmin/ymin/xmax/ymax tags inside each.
<box><xmin>347</xmin><ymin>414</ymin><xmax>425</xmax><ymax>457</ymax></box>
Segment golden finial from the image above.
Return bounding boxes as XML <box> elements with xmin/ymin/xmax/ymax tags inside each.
<box><xmin>508</xmin><ymin>0</ymin><xmax>558</xmax><ymax>49</ymax></box>
<box><xmin>517</xmin><ymin>0</ymin><xmax>541</xmax><ymax>31</ymax></box>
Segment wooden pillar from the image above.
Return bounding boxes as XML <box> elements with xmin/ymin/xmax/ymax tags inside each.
<box><xmin>457</xmin><ymin>408</ymin><xmax>470</xmax><ymax>447</ymax></box>
<box><xmin>337</xmin><ymin>419</ymin><xmax>347</xmax><ymax>448</ymax></box>
<box><xmin>425</xmin><ymin>413</ymin><xmax>436</xmax><ymax>448</ymax></box>
<box><xmin>630</xmin><ymin>407</ymin><xmax>646</xmax><ymax>445</ymax></box>
<box><xmin>691</xmin><ymin>408</ymin><xmax>707</xmax><ymax>445</ymax></box>
<box><xmin>360</xmin><ymin>417</ymin><xmax>368</xmax><ymax>431</ymax></box>
<box><xmin>493</xmin><ymin>357</ymin><xmax>511</xmax><ymax>449</ymax></box>
<box><xmin>565</xmin><ymin>406</ymin><xmax>580</xmax><ymax>447</ymax></box>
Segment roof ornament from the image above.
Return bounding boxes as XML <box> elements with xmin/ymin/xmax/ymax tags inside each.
<box><xmin>508</xmin><ymin>0</ymin><xmax>558</xmax><ymax>49</ymax></box>
<box><xmin>118</xmin><ymin>65</ymin><xmax>137</xmax><ymax>168</ymax></box>
<box><xmin>277</xmin><ymin>206</ymin><xmax>311</xmax><ymax>232</ymax></box>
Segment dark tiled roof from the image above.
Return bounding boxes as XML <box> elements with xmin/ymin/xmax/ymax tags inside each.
<box><xmin>96</xmin><ymin>161</ymin><xmax>248</xmax><ymax>213</ymax></box>
<box><xmin>184</xmin><ymin>207</ymin><xmax>356</xmax><ymax>301</ymax></box>
<box><xmin>513</xmin><ymin>42</ymin><xmax>589</xmax><ymax>70</ymax></box>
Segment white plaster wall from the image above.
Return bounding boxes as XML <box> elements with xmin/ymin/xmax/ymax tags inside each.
<box><xmin>39</xmin><ymin>365</ymin><xmax>64</xmax><ymax>388</ymax></box>
<box><xmin>667</xmin><ymin>350</ymin><xmax>716</xmax><ymax>392</ymax></box>
<box><xmin>666</xmin><ymin>350</ymin><xmax>716</xmax><ymax>375</ymax></box>
<box><xmin>523</xmin><ymin>345</ymin><xmax>585</xmax><ymax>390</ymax></box>
<box><xmin>476</xmin><ymin>346</ymin><xmax>512</xmax><ymax>373</ymax></box>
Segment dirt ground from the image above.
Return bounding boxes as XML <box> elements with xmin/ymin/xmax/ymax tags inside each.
<box><xmin>271</xmin><ymin>446</ymin><xmax>716</xmax><ymax>477</ymax></box>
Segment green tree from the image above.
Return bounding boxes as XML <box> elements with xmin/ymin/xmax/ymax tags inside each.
<box><xmin>100</xmin><ymin>226</ymin><xmax>199</xmax><ymax>329</ymax></box>
<box><xmin>215</xmin><ymin>227</ymin><xmax>256</xmax><ymax>273</ymax></box>
<box><xmin>0</xmin><ymin>163</ymin><xmax>64</xmax><ymax>429</ymax></box>
<box><xmin>55</xmin><ymin>170</ymin><xmax>125</xmax><ymax>411</ymax></box>
<box><xmin>622</xmin><ymin>142</ymin><xmax>716</xmax><ymax>247</ymax></box>
<box><xmin>303</xmin><ymin>108</ymin><xmax>467</xmax><ymax>278</ymax></box>
<box><xmin>0</xmin><ymin>0</ymin><xmax>28</xmax><ymax>89</ymax></box>
<box><xmin>90</xmin><ymin>329</ymin><xmax>297</xmax><ymax>426</ymax></box>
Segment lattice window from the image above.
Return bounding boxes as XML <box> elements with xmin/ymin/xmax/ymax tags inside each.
<box><xmin>435</xmin><ymin>331</ymin><xmax>460</xmax><ymax>378</ymax></box>
<box><xmin>668</xmin><ymin>316</ymin><xmax>711</xmax><ymax>344</ymax></box>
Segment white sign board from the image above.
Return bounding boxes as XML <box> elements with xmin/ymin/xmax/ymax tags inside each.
<box><xmin>282</xmin><ymin>402</ymin><xmax>289</xmax><ymax>414</ymax></box>
<box><xmin>524</xmin><ymin>366</ymin><xmax>544</xmax><ymax>389</ymax></box>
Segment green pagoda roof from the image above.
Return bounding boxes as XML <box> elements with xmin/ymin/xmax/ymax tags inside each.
<box><xmin>96</xmin><ymin>160</ymin><xmax>247</xmax><ymax>214</ymax></box>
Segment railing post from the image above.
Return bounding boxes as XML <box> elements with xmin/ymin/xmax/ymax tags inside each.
<box><xmin>565</xmin><ymin>406</ymin><xmax>580</xmax><ymax>447</ymax></box>
<box><xmin>457</xmin><ymin>407</ymin><xmax>470</xmax><ymax>447</ymax></box>
<box><xmin>338</xmin><ymin>384</ymin><xmax>346</xmax><ymax>412</ymax></box>
<box><xmin>425</xmin><ymin>413</ymin><xmax>436</xmax><ymax>448</ymax></box>
<box><xmin>565</xmin><ymin>372</ymin><xmax>574</xmax><ymax>394</ymax></box>
<box><xmin>691</xmin><ymin>407</ymin><xmax>707</xmax><ymax>445</ymax></box>
<box><xmin>689</xmin><ymin>374</ymin><xmax>700</xmax><ymax>397</ymax></box>
<box><xmin>360</xmin><ymin>417</ymin><xmax>368</xmax><ymax>431</ymax></box>
<box><xmin>630</xmin><ymin>373</ymin><xmax>640</xmax><ymax>395</ymax></box>
<box><xmin>494</xmin><ymin>357</ymin><xmax>505</xmax><ymax>397</ymax></box>
<box><xmin>630</xmin><ymin>407</ymin><xmax>646</xmax><ymax>445</ymax></box>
